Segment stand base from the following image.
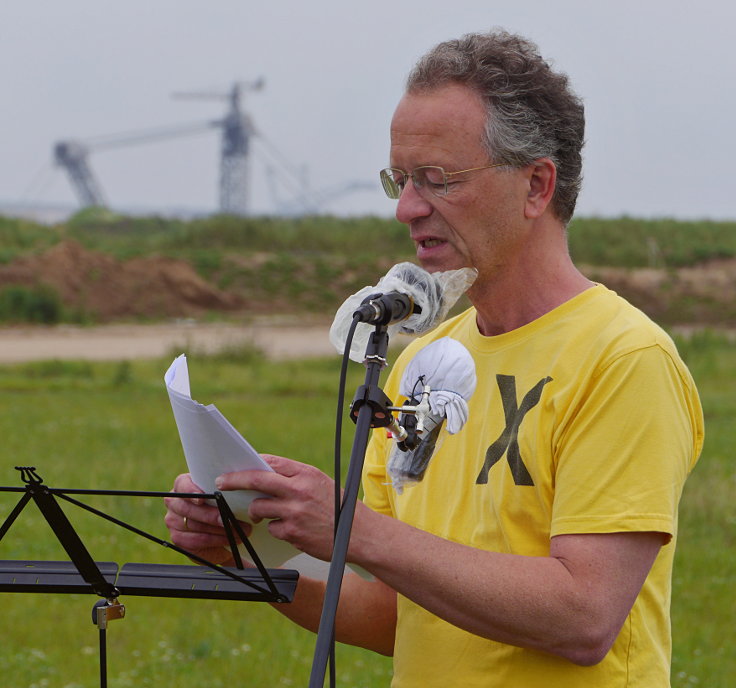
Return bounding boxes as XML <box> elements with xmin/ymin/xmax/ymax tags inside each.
<box><xmin>0</xmin><ymin>560</ymin><xmax>298</xmax><ymax>602</ymax></box>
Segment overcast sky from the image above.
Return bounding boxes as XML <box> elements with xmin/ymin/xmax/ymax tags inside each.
<box><xmin>1</xmin><ymin>1</ymin><xmax>734</xmax><ymax>221</ymax></box>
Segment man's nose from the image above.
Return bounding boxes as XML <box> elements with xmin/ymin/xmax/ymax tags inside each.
<box><xmin>395</xmin><ymin>179</ymin><xmax>433</xmax><ymax>225</ymax></box>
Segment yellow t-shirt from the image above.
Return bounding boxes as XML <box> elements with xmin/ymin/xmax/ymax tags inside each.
<box><xmin>362</xmin><ymin>285</ymin><xmax>703</xmax><ymax>688</ymax></box>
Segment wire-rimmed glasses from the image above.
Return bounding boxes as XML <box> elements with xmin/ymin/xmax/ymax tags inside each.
<box><xmin>380</xmin><ymin>163</ymin><xmax>506</xmax><ymax>199</ymax></box>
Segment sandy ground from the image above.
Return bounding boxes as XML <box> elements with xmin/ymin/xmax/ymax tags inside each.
<box><xmin>0</xmin><ymin>319</ymin><xmax>341</xmax><ymax>363</ymax></box>
<box><xmin>0</xmin><ymin>319</ymin><xmax>729</xmax><ymax>364</ymax></box>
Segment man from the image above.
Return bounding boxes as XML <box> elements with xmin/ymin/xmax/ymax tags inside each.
<box><xmin>164</xmin><ymin>30</ymin><xmax>703</xmax><ymax>686</ymax></box>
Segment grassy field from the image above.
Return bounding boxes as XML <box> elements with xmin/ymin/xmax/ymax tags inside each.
<box><xmin>669</xmin><ymin>332</ymin><xmax>735</xmax><ymax>687</ymax></box>
<box><xmin>1</xmin><ymin>213</ymin><xmax>736</xmax><ymax>326</ymax></box>
<box><xmin>0</xmin><ymin>334</ymin><xmax>733</xmax><ymax>687</ymax></box>
<box><xmin>0</xmin><ymin>351</ymin><xmax>392</xmax><ymax>687</ymax></box>
<box><xmin>2</xmin><ymin>212</ymin><xmax>736</xmax><ymax>270</ymax></box>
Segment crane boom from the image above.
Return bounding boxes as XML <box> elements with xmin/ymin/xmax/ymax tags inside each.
<box><xmin>54</xmin><ymin>120</ymin><xmax>218</xmax><ymax>210</ymax></box>
<box><xmin>83</xmin><ymin>120</ymin><xmax>219</xmax><ymax>151</ymax></box>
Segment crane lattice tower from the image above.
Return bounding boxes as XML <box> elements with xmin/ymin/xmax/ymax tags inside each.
<box><xmin>219</xmin><ymin>83</ymin><xmax>256</xmax><ymax>216</ymax></box>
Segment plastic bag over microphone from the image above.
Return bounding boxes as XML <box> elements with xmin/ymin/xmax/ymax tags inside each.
<box><xmin>387</xmin><ymin>336</ymin><xmax>476</xmax><ymax>493</ymax></box>
<box><xmin>329</xmin><ymin>262</ymin><xmax>477</xmax><ymax>362</ymax></box>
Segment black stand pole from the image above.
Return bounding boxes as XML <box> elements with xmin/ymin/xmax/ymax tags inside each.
<box><xmin>92</xmin><ymin>598</ymin><xmax>125</xmax><ymax>688</ymax></box>
<box><xmin>309</xmin><ymin>324</ymin><xmax>395</xmax><ymax>688</ymax></box>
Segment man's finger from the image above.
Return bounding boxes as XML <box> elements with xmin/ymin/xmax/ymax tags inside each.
<box><xmin>164</xmin><ymin>494</ymin><xmax>223</xmax><ymax>529</ymax></box>
<box><xmin>215</xmin><ymin>468</ymin><xmax>290</xmax><ymax>496</ymax></box>
<box><xmin>260</xmin><ymin>454</ymin><xmax>305</xmax><ymax>477</ymax></box>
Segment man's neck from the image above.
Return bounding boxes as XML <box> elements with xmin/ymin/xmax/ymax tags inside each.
<box><xmin>469</xmin><ymin>233</ymin><xmax>594</xmax><ymax>337</ymax></box>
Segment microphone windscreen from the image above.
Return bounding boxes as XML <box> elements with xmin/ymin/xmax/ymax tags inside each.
<box><xmin>329</xmin><ymin>263</ymin><xmax>477</xmax><ymax>362</ymax></box>
<box><xmin>389</xmin><ymin>337</ymin><xmax>477</xmax><ymax>492</ymax></box>
<box><xmin>399</xmin><ymin>336</ymin><xmax>477</xmax><ymax>403</ymax></box>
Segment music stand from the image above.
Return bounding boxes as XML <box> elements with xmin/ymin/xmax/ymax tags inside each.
<box><xmin>0</xmin><ymin>466</ymin><xmax>298</xmax><ymax>688</ymax></box>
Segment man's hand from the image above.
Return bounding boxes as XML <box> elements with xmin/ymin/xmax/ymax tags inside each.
<box><xmin>164</xmin><ymin>462</ymin><xmax>397</xmax><ymax>655</ymax></box>
<box><xmin>215</xmin><ymin>455</ymin><xmax>337</xmax><ymax>561</ymax></box>
<box><xmin>163</xmin><ymin>473</ymin><xmax>250</xmax><ymax>566</ymax></box>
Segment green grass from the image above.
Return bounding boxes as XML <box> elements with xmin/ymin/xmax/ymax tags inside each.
<box><xmin>0</xmin><ymin>354</ymin><xmax>391</xmax><ymax>687</ymax></box>
<box><xmin>567</xmin><ymin>216</ymin><xmax>736</xmax><ymax>267</ymax></box>
<box><xmin>2</xmin><ymin>211</ymin><xmax>735</xmax><ymax>270</ymax></box>
<box><xmin>0</xmin><ymin>336</ymin><xmax>733</xmax><ymax>686</ymax></box>
<box><xmin>669</xmin><ymin>332</ymin><xmax>736</xmax><ymax>687</ymax></box>
<box><xmin>0</xmin><ymin>285</ymin><xmax>64</xmax><ymax>324</ymax></box>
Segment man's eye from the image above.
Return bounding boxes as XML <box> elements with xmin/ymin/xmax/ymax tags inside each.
<box><xmin>421</xmin><ymin>169</ymin><xmax>445</xmax><ymax>186</ymax></box>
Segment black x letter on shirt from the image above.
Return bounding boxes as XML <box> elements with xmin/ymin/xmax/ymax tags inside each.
<box><xmin>476</xmin><ymin>374</ymin><xmax>553</xmax><ymax>487</ymax></box>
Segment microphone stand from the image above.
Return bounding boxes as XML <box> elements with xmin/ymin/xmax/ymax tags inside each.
<box><xmin>309</xmin><ymin>321</ymin><xmax>396</xmax><ymax>688</ymax></box>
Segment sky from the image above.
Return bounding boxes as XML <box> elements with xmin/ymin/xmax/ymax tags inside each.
<box><xmin>1</xmin><ymin>0</ymin><xmax>734</xmax><ymax>221</ymax></box>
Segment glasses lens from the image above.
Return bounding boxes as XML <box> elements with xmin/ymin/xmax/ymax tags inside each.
<box><xmin>380</xmin><ymin>168</ymin><xmax>405</xmax><ymax>199</ymax></box>
<box><xmin>414</xmin><ymin>166</ymin><xmax>447</xmax><ymax>196</ymax></box>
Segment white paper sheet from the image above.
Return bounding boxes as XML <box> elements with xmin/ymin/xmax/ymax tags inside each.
<box><xmin>164</xmin><ymin>354</ymin><xmax>298</xmax><ymax>568</ymax></box>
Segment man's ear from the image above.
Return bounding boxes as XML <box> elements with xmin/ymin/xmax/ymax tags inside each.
<box><xmin>524</xmin><ymin>158</ymin><xmax>557</xmax><ymax>219</ymax></box>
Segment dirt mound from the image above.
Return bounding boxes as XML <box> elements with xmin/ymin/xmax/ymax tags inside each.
<box><xmin>0</xmin><ymin>240</ymin><xmax>733</xmax><ymax>326</ymax></box>
<box><xmin>585</xmin><ymin>258</ymin><xmax>736</xmax><ymax>325</ymax></box>
<box><xmin>0</xmin><ymin>240</ymin><xmax>243</xmax><ymax>321</ymax></box>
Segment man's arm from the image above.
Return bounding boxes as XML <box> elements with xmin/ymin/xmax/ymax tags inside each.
<box><xmin>226</xmin><ymin>456</ymin><xmax>664</xmax><ymax>666</ymax></box>
<box><xmin>279</xmin><ymin>573</ymin><xmax>396</xmax><ymax>656</ymax></box>
<box><xmin>163</xmin><ymin>472</ymin><xmax>397</xmax><ymax>656</ymax></box>
<box><xmin>349</xmin><ymin>506</ymin><xmax>663</xmax><ymax>665</ymax></box>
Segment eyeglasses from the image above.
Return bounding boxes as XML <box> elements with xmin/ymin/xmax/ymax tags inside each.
<box><xmin>379</xmin><ymin>163</ymin><xmax>506</xmax><ymax>199</ymax></box>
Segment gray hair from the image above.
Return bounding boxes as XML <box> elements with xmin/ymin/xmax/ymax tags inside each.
<box><xmin>406</xmin><ymin>30</ymin><xmax>585</xmax><ymax>224</ymax></box>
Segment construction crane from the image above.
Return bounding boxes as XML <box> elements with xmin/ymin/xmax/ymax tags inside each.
<box><xmin>54</xmin><ymin>80</ymin><xmax>262</xmax><ymax>216</ymax></box>
<box><xmin>53</xmin><ymin>79</ymin><xmax>374</xmax><ymax>216</ymax></box>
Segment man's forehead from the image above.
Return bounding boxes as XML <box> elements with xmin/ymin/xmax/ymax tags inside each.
<box><xmin>390</xmin><ymin>84</ymin><xmax>488</xmax><ymax>163</ymax></box>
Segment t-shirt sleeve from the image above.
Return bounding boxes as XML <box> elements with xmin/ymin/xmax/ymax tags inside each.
<box><xmin>551</xmin><ymin>343</ymin><xmax>703</xmax><ymax>543</ymax></box>
<box><xmin>362</xmin><ymin>428</ymin><xmax>394</xmax><ymax>516</ymax></box>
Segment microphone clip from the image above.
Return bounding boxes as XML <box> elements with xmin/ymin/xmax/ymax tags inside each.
<box><xmin>349</xmin><ymin>381</ymin><xmax>433</xmax><ymax>452</ymax></box>
<box><xmin>387</xmin><ymin>384</ymin><xmax>432</xmax><ymax>451</ymax></box>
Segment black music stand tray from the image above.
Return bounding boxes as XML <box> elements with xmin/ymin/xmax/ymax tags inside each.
<box><xmin>0</xmin><ymin>466</ymin><xmax>298</xmax><ymax>688</ymax></box>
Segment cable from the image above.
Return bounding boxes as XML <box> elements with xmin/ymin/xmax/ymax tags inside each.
<box><xmin>334</xmin><ymin>315</ymin><xmax>360</xmax><ymax>520</ymax></box>
<box><xmin>82</xmin><ymin>120</ymin><xmax>217</xmax><ymax>151</ymax></box>
<box><xmin>324</xmin><ymin>314</ymin><xmax>360</xmax><ymax>688</ymax></box>
<box><xmin>251</xmin><ymin>137</ymin><xmax>322</xmax><ymax>212</ymax></box>
<box><xmin>20</xmin><ymin>163</ymin><xmax>57</xmax><ymax>203</ymax></box>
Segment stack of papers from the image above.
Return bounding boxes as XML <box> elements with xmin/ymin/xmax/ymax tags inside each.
<box><xmin>164</xmin><ymin>354</ymin><xmax>297</xmax><ymax>568</ymax></box>
<box><xmin>165</xmin><ymin>354</ymin><xmax>368</xmax><ymax>581</ymax></box>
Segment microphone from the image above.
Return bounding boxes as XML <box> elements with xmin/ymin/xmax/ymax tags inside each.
<box><xmin>329</xmin><ymin>262</ymin><xmax>477</xmax><ymax>362</ymax></box>
<box><xmin>353</xmin><ymin>291</ymin><xmax>419</xmax><ymax>327</ymax></box>
<box><xmin>387</xmin><ymin>336</ymin><xmax>477</xmax><ymax>493</ymax></box>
